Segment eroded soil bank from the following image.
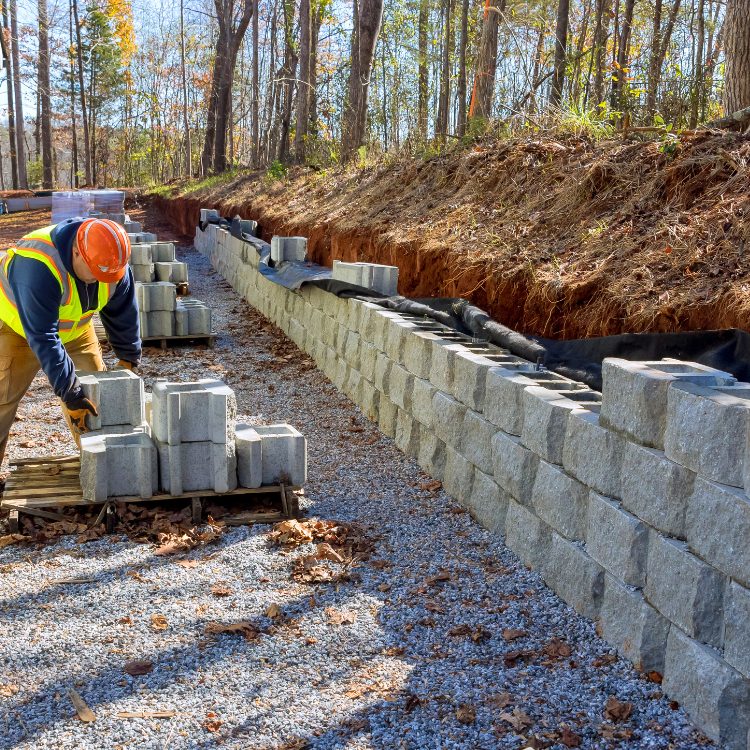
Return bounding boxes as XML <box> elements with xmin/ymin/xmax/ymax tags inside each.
<box><xmin>153</xmin><ymin>131</ymin><xmax>750</xmax><ymax>340</ymax></box>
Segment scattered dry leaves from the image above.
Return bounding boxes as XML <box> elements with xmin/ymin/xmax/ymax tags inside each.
<box><xmin>210</xmin><ymin>584</ymin><xmax>232</xmax><ymax>597</ymax></box>
<box><xmin>502</xmin><ymin>627</ymin><xmax>526</xmax><ymax>642</ymax></box>
<box><xmin>123</xmin><ymin>660</ymin><xmax>153</xmax><ymax>676</ymax></box>
<box><xmin>499</xmin><ymin>707</ymin><xmax>533</xmax><ymax>732</ymax></box>
<box><xmin>204</xmin><ymin>621</ymin><xmax>260</xmax><ymax>641</ymax></box>
<box><xmin>456</xmin><ymin>703</ymin><xmax>476</xmax><ymax>724</ymax></box>
<box><xmin>202</xmin><ymin>712</ymin><xmax>222</xmax><ymax>732</ymax></box>
<box><xmin>604</xmin><ymin>695</ymin><xmax>634</xmax><ymax>723</ymax></box>
<box><xmin>150</xmin><ymin>614</ymin><xmax>169</xmax><ymax>631</ymax></box>
<box><xmin>325</xmin><ymin>607</ymin><xmax>357</xmax><ymax>626</ymax></box>
<box><xmin>559</xmin><ymin>726</ymin><xmax>582</xmax><ymax>747</ymax></box>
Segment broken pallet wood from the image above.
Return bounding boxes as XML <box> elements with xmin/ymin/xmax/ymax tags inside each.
<box><xmin>142</xmin><ymin>333</ymin><xmax>215</xmax><ymax>350</ymax></box>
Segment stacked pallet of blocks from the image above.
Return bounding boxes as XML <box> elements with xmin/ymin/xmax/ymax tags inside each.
<box><xmin>78</xmin><ymin>372</ymin><xmax>307</xmax><ymax>501</ymax></box>
<box><xmin>136</xmin><ymin>283</ymin><xmax>211</xmax><ymax>339</ymax></box>
<box><xmin>129</xmin><ymin>238</ymin><xmax>189</xmax><ymax>284</ymax></box>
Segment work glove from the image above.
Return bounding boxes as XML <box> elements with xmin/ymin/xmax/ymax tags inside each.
<box><xmin>116</xmin><ymin>359</ymin><xmax>135</xmax><ymax>371</ymax></box>
<box><xmin>63</xmin><ymin>396</ymin><xmax>99</xmax><ymax>433</ymax></box>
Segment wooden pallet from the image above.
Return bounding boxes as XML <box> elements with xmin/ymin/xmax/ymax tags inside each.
<box><xmin>175</xmin><ymin>281</ymin><xmax>190</xmax><ymax>296</ymax></box>
<box><xmin>142</xmin><ymin>333</ymin><xmax>215</xmax><ymax>350</ymax></box>
<box><xmin>1</xmin><ymin>455</ymin><xmax>300</xmax><ymax>533</ymax></box>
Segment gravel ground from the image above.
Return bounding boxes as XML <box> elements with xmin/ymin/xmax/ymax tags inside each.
<box><xmin>0</xmin><ymin>234</ymin><xmax>715</xmax><ymax>749</ymax></box>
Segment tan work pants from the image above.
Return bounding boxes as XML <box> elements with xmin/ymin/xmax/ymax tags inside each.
<box><xmin>0</xmin><ymin>322</ymin><xmax>105</xmax><ymax>465</ymax></box>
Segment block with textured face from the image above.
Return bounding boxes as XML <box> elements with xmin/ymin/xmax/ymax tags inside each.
<box><xmin>80</xmin><ymin>430</ymin><xmax>157</xmax><ymax>501</ymax></box>
<box><xmin>78</xmin><ymin>369</ymin><xmax>145</xmax><ymax>430</ymax></box>
<box><xmin>271</xmin><ymin>236</ymin><xmax>307</xmax><ymax>263</ymax></box>
<box><xmin>130</xmin><ymin>243</ymin><xmax>152</xmax><ymax>265</ymax></box>
<box><xmin>254</xmin><ymin>424</ymin><xmax>307</xmax><ymax>486</ymax></box>
<box><xmin>156</xmin><ymin>439</ymin><xmax>238</xmax><ymax>495</ymax></box>
<box><xmin>235</xmin><ymin>424</ymin><xmax>263</xmax><ymax>488</ymax></box>
<box><xmin>150</xmin><ymin>242</ymin><xmax>176</xmax><ymax>262</ymax></box>
<box><xmin>151</xmin><ymin>379</ymin><xmax>236</xmax><ymax>445</ymax></box>
<box><xmin>136</xmin><ymin>282</ymin><xmax>177</xmax><ymax>312</ymax></box>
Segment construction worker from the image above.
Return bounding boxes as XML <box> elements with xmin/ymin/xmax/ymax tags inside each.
<box><xmin>0</xmin><ymin>217</ymin><xmax>141</xmax><ymax>464</ymax></box>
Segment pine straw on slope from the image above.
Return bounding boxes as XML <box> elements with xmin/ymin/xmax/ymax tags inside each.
<box><xmin>164</xmin><ymin>130</ymin><xmax>750</xmax><ymax>339</ymax></box>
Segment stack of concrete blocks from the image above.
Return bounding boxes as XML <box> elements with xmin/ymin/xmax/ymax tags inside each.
<box><xmin>124</xmin><ymin>218</ymin><xmax>143</xmax><ymax>233</ymax></box>
<box><xmin>271</xmin><ymin>236</ymin><xmax>307</xmax><ymax>264</ymax></box>
<box><xmin>151</xmin><ymin>379</ymin><xmax>238</xmax><ymax>495</ymax></box>
<box><xmin>195</xmin><ymin>214</ymin><xmax>750</xmax><ymax>747</ymax></box>
<box><xmin>136</xmin><ymin>283</ymin><xmax>211</xmax><ymax>338</ymax></box>
<box><xmin>235</xmin><ymin>424</ymin><xmax>306</xmax><ymax>488</ymax></box>
<box><xmin>200</xmin><ymin>208</ymin><xmax>220</xmax><ymax>223</ymax></box>
<box><xmin>131</xmin><ymin>242</ymin><xmax>156</xmax><ymax>283</ymax></box>
<box><xmin>78</xmin><ymin>370</ymin><xmax>157</xmax><ymax>502</ymax></box>
<box><xmin>332</xmin><ymin>260</ymin><xmax>399</xmax><ymax>296</ymax></box>
<box><xmin>151</xmin><ymin>242</ymin><xmax>189</xmax><ymax>284</ymax></box>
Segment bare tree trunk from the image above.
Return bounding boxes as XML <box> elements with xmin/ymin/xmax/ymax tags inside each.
<box><xmin>436</xmin><ymin>0</ymin><xmax>454</xmax><ymax>137</ymax></box>
<box><xmin>456</xmin><ymin>0</ymin><xmax>469</xmax><ymax>135</ymax></box>
<box><xmin>724</xmin><ymin>0</ymin><xmax>750</xmax><ymax>113</ymax></box>
<box><xmin>469</xmin><ymin>0</ymin><xmax>505</xmax><ymax>121</ymax></box>
<box><xmin>72</xmin><ymin>0</ymin><xmax>91</xmax><ymax>185</ymax></box>
<box><xmin>0</xmin><ymin>0</ymin><xmax>18</xmax><ymax>189</ymax></box>
<box><xmin>309</xmin><ymin>1</ymin><xmax>324</xmax><ymax>130</ymax></box>
<box><xmin>180</xmin><ymin>0</ymin><xmax>191</xmax><ymax>176</ymax></box>
<box><xmin>529</xmin><ymin>22</ymin><xmax>546</xmax><ymax>113</ymax></box>
<box><xmin>689</xmin><ymin>0</ymin><xmax>705</xmax><ymax>127</ymax></box>
<box><xmin>592</xmin><ymin>0</ymin><xmax>611</xmax><ymax>104</ymax></box>
<box><xmin>251</xmin><ymin>0</ymin><xmax>259</xmax><ymax>166</ymax></box>
<box><xmin>294</xmin><ymin>0</ymin><xmax>312</xmax><ymax>162</ymax></box>
<box><xmin>38</xmin><ymin>0</ymin><xmax>52</xmax><ymax>188</ymax></box>
<box><xmin>417</xmin><ymin>0</ymin><xmax>428</xmax><ymax>137</ymax></box>
<box><xmin>68</xmin><ymin>0</ymin><xmax>78</xmax><ymax>187</ymax></box>
<box><xmin>341</xmin><ymin>0</ymin><xmax>384</xmax><ymax>159</ymax></box>
<box><xmin>610</xmin><ymin>0</ymin><xmax>635</xmax><ymax>110</ymax></box>
<box><xmin>10</xmin><ymin>0</ymin><xmax>27</xmax><ymax>188</ymax></box>
<box><xmin>550</xmin><ymin>0</ymin><xmax>570</xmax><ymax>106</ymax></box>
<box><xmin>646</xmin><ymin>0</ymin><xmax>663</xmax><ymax>115</ymax></box>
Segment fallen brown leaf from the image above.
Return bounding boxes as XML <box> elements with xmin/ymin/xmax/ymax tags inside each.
<box><xmin>456</xmin><ymin>703</ymin><xmax>476</xmax><ymax>724</ymax></box>
<box><xmin>205</xmin><ymin>621</ymin><xmax>260</xmax><ymax>641</ymax></box>
<box><xmin>210</xmin><ymin>584</ymin><xmax>232</xmax><ymax>597</ymax></box>
<box><xmin>487</xmin><ymin>691</ymin><xmax>512</xmax><ymax>709</ymax></box>
<box><xmin>0</xmin><ymin>534</ymin><xmax>28</xmax><ymax>549</ymax></box>
<box><xmin>266</xmin><ymin>603</ymin><xmax>282</xmax><ymax>619</ymax></box>
<box><xmin>543</xmin><ymin>638</ymin><xmax>572</xmax><ymax>660</ymax></box>
<box><xmin>123</xmin><ymin>660</ymin><xmax>153</xmax><ymax>676</ymax></box>
<box><xmin>502</xmin><ymin>627</ymin><xmax>526</xmax><ymax>642</ymax></box>
<box><xmin>150</xmin><ymin>614</ymin><xmax>169</xmax><ymax>631</ymax></box>
<box><xmin>499</xmin><ymin>707</ymin><xmax>533</xmax><ymax>732</ymax></box>
<box><xmin>325</xmin><ymin>607</ymin><xmax>356</xmax><ymax>626</ymax></box>
<box><xmin>560</xmin><ymin>725</ymin><xmax>581</xmax><ymax>747</ymax></box>
<box><xmin>314</xmin><ymin>542</ymin><xmax>344</xmax><ymax>563</ymax></box>
<box><xmin>604</xmin><ymin>695</ymin><xmax>633</xmax><ymax>722</ymax></box>
<box><xmin>116</xmin><ymin>710</ymin><xmax>176</xmax><ymax>719</ymax></box>
<box><xmin>0</xmin><ymin>684</ymin><xmax>19</xmax><ymax>697</ymax></box>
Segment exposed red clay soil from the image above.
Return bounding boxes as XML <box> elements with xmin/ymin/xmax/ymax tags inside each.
<box><xmin>155</xmin><ymin>131</ymin><xmax>750</xmax><ymax>339</ymax></box>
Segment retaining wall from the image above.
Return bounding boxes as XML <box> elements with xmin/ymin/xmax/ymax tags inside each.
<box><xmin>195</xmin><ymin>222</ymin><xmax>750</xmax><ymax>747</ymax></box>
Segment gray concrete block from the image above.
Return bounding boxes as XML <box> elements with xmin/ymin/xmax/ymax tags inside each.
<box><xmin>395</xmin><ymin>409</ymin><xmax>420</xmax><ymax>458</ymax></box>
<box><xmin>385</xmin><ymin>318</ymin><xmax>419</xmax><ymax>365</ymax></box>
<box><xmin>521</xmin><ymin>387</ymin><xmax>587</xmax><ymax>465</ymax></box>
<box><xmin>662</xmin><ymin>627</ymin><xmax>750</xmax><ymax>746</ymax></box>
<box><xmin>359</xmin><ymin>379</ymin><xmax>380</xmax><ymax>422</ymax></box>
<box><xmin>138</xmin><ymin>311</ymin><xmax>149</xmax><ymax>339</ymax></box>
<box><xmin>725</xmin><ymin>582</ymin><xmax>750</xmax><ymax>678</ymax></box>
<box><xmin>373</xmin><ymin>353</ymin><xmax>392</xmax><ymax>394</ymax></box>
<box><xmin>130</xmin><ymin>244</ymin><xmax>152</xmax><ymax>265</ymax></box>
<box><xmin>687</xmin><ymin>477</ymin><xmax>750</xmax><ymax>589</ymax></box>
<box><xmin>443</xmin><ymin>446</ymin><xmax>474</xmax><ymax>503</ymax></box>
<box><xmin>156</xmin><ymin>439</ymin><xmax>238</xmax><ymax>494</ymax></box>
<box><xmin>562</xmin><ymin>410</ymin><xmax>625</xmax><ymax>499</ymax></box>
<box><xmin>131</xmin><ymin>263</ymin><xmax>155</xmax><ymax>283</ymax></box>
<box><xmin>600</xmin><ymin>573</ymin><xmax>670</xmax><ymax>673</ymax></box>
<box><xmin>388</xmin><ymin>363</ymin><xmax>414</xmax><ymax>411</ymax></box>
<box><xmin>411</xmin><ymin>378</ymin><xmax>436</xmax><ymax>428</ymax></box>
<box><xmin>417</xmin><ymin>432</ymin><xmax>447</xmax><ymax>481</ymax></box>
<box><xmin>343</xmin><ymin>367</ymin><xmax>361</xmax><ymax>403</ymax></box>
<box><xmin>621</xmin><ymin>442</ymin><xmax>694</xmax><ymax>539</ymax></box>
<box><xmin>505</xmin><ymin>499</ymin><xmax>551</xmax><ymax>569</ymax></box>
<box><xmin>78</xmin><ymin>369</ymin><xmax>145</xmax><ymax>430</ymax></box>
<box><xmin>125</xmin><ymin>220</ymin><xmax>143</xmax><ymax>233</ymax></box>
<box><xmin>200</xmin><ymin>208</ymin><xmax>220</xmax><ymax>222</ymax></box>
<box><xmin>432</xmin><ymin>391</ymin><xmax>467</xmax><ymax>449</ymax></box>
<box><xmin>146</xmin><ymin>310</ymin><xmax>174</xmax><ymax>337</ymax></box>
<box><xmin>151</xmin><ymin>379</ymin><xmax>236</xmax><ymax>445</ymax></box>
<box><xmin>151</xmin><ymin>242</ymin><xmax>176</xmax><ymax>262</ymax></box>
<box><xmin>402</xmin><ymin>331</ymin><xmax>440</xmax><ymax>379</ymax></box>
<box><xmin>332</xmin><ymin>260</ymin><xmax>398</xmax><ymax>296</ymax></box>
<box><xmin>254</xmin><ymin>424</ymin><xmax>306</xmax><ymax>486</ymax></box>
<box><xmin>600</xmin><ymin>358</ymin><xmax>736</xmax><ymax>449</ymax></box>
<box><xmin>460</xmin><ymin>411</ymin><xmax>495</xmax><ymax>475</ymax></box>
<box><xmin>531</xmin><ymin>461</ymin><xmax>588</xmax><ymax>541</ymax></box>
<box><xmin>378</xmin><ymin>398</ymin><xmax>398</xmax><ymax>438</ymax></box>
<box><xmin>646</xmin><ymin>533</ymin><xmax>727</xmax><ymax>648</ymax></box>
<box><xmin>466</xmin><ymin>469</ymin><xmax>509</xmax><ymax>533</ymax></box>
<box><xmin>155</xmin><ymin>261</ymin><xmax>189</xmax><ymax>283</ymax></box>
<box><xmin>136</xmin><ymin>282</ymin><xmax>177</xmax><ymax>312</ymax></box>
<box><xmin>491</xmin><ymin>430</ymin><xmax>538</xmax><ymax>504</ymax></box>
<box><xmin>174</xmin><ymin>302</ymin><xmax>189</xmax><ymax>336</ymax></box>
<box><xmin>271</xmin><ymin>236</ymin><xmax>307</xmax><ymax>263</ymax></box>
<box><xmin>359</xmin><ymin>341</ymin><xmax>378</xmax><ymax>382</ymax></box>
<box><xmin>80</xmin><ymin>430</ymin><xmax>157</xmax><ymax>501</ymax></box>
<box><xmin>363</xmin><ymin>309</ymin><xmax>399</xmax><ymax>350</ymax></box>
<box><xmin>664</xmin><ymin>381</ymin><xmax>750</xmax><ymax>488</ymax></box>
<box><xmin>142</xmin><ymin>232</ymin><xmax>157</xmax><ymax>242</ymax></box>
<box><xmin>430</xmin><ymin>342</ymin><xmax>468</xmax><ymax>394</ymax></box>
<box><xmin>587</xmin><ymin>491</ymin><xmax>649</xmax><ymax>587</ymax></box>
<box><xmin>543</xmin><ymin>532</ymin><xmax>604</xmax><ymax>619</ymax></box>
<box><xmin>452</xmin><ymin>351</ymin><xmax>501</xmax><ymax>412</ymax></box>
<box><xmin>484</xmin><ymin>367</ymin><xmax>538</xmax><ymax>436</ymax></box>
<box><xmin>180</xmin><ymin>299</ymin><xmax>212</xmax><ymax>335</ymax></box>
<box><xmin>235</xmin><ymin>424</ymin><xmax>262</xmax><ymax>488</ymax></box>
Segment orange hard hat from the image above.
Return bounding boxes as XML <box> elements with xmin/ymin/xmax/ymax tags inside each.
<box><xmin>76</xmin><ymin>218</ymin><xmax>131</xmax><ymax>283</ymax></box>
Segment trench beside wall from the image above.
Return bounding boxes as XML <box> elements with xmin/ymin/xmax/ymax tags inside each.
<box><xmin>195</xmin><ymin>221</ymin><xmax>750</xmax><ymax>748</ymax></box>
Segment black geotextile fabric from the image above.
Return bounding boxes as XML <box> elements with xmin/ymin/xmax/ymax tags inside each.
<box><xmin>207</xmin><ymin>216</ymin><xmax>750</xmax><ymax>391</ymax></box>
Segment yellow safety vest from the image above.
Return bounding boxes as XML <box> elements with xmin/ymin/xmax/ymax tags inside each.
<box><xmin>0</xmin><ymin>225</ymin><xmax>117</xmax><ymax>343</ymax></box>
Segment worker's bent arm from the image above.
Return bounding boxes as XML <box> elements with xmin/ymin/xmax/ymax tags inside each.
<box><xmin>9</xmin><ymin>257</ymin><xmax>83</xmax><ymax>403</ymax></box>
<box><xmin>99</xmin><ymin>266</ymin><xmax>142</xmax><ymax>367</ymax></box>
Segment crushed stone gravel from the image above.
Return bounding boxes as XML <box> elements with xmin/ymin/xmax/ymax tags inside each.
<box><xmin>0</xmin><ymin>240</ymin><xmax>715</xmax><ymax>750</ymax></box>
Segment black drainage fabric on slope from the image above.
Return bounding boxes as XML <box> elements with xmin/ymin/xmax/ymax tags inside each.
<box><xmin>207</xmin><ymin>216</ymin><xmax>750</xmax><ymax>391</ymax></box>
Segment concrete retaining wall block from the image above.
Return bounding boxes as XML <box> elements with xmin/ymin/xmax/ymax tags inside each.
<box><xmin>156</xmin><ymin>439</ymin><xmax>238</xmax><ymax>495</ymax></box>
<box><xmin>491</xmin><ymin>430</ymin><xmax>539</xmax><ymax>505</ymax></box>
<box><xmin>504</xmin><ymin>499</ymin><xmax>551</xmax><ymax>569</ymax></box>
<box><xmin>531</xmin><ymin>460</ymin><xmax>588</xmax><ymax>541</ymax></box>
<box><xmin>378</xmin><ymin>398</ymin><xmax>398</xmax><ymax>438</ymax></box>
<box><xmin>235</xmin><ymin>424</ymin><xmax>262</xmax><ymax>488</ymax></box>
<box><xmin>521</xmin><ymin>387</ymin><xmax>587</xmax><ymax>465</ymax></box>
<box><xmin>460</xmin><ymin>411</ymin><xmax>496</xmax><ymax>475</ymax></box>
<box><xmin>395</xmin><ymin>409</ymin><xmax>421</xmax><ymax>458</ymax></box>
<box><xmin>432</xmin><ymin>391</ymin><xmax>467</xmax><ymax>449</ymax></box>
<box><xmin>78</xmin><ymin>369</ymin><xmax>145</xmax><ymax>430</ymax></box>
<box><xmin>136</xmin><ymin>281</ymin><xmax>177</xmax><ymax>312</ymax></box>
<box><xmin>725</xmin><ymin>582</ymin><xmax>750</xmax><ymax>678</ymax></box>
<box><xmin>271</xmin><ymin>236</ymin><xmax>307</xmax><ymax>263</ymax></box>
<box><xmin>466</xmin><ymin>469</ymin><xmax>509</xmax><ymax>533</ymax></box>
<box><xmin>429</xmin><ymin>342</ymin><xmax>468</xmax><ymax>394</ymax></box>
<box><xmin>389</xmin><ymin>363</ymin><xmax>415</xmax><ymax>411</ymax></box>
<box><xmin>484</xmin><ymin>368</ymin><xmax>539</xmax><ymax>436</ymax></box>
<box><xmin>443</xmin><ymin>446</ymin><xmax>474</xmax><ymax>503</ymax></box>
<box><xmin>411</xmin><ymin>378</ymin><xmax>436</xmax><ymax>428</ymax></box>
<box><xmin>254</xmin><ymin>424</ymin><xmax>307</xmax><ymax>486</ymax></box>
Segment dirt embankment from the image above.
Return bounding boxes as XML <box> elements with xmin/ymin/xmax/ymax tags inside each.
<box><xmin>153</xmin><ymin>131</ymin><xmax>750</xmax><ymax>339</ymax></box>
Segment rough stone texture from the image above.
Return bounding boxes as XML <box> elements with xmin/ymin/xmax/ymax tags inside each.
<box><xmin>131</xmin><ymin>263</ymin><xmax>155</xmax><ymax>283</ymax></box>
<box><xmin>587</xmin><ymin>491</ymin><xmax>650</xmax><ymax>587</ymax></box>
<box><xmin>156</xmin><ymin>439</ymin><xmax>238</xmax><ymax>495</ymax></box>
<box><xmin>460</xmin><ymin>411</ymin><xmax>496</xmax><ymax>475</ymax></box>
<box><xmin>491</xmin><ymin>430</ymin><xmax>539</xmax><ymax>505</ymax></box>
<box><xmin>531</xmin><ymin>460</ymin><xmax>589</xmax><ymax>541</ymax></box>
<box><xmin>78</xmin><ymin>369</ymin><xmax>145</xmax><ymax>430</ymax></box>
<box><xmin>452</xmin><ymin>351</ymin><xmax>499</xmax><ymax>411</ymax></box>
<box><xmin>130</xmin><ymin>244</ymin><xmax>152</xmax><ymax>265</ymax></box>
<box><xmin>358</xmin><ymin>380</ymin><xmax>380</xmax><ymax>422</ymax></box>
<box><xmin>687</xmin><ymin>475</ymin><xmax>750</xmax><ymax>589</ymax></box>
<box><xmin>543</xmin><ymin>532</ymin><xmax>604</xmax><ymax>619</ymax></box>
<box><xmin>417</xmin><ymin>432</ymin><xmax>447</xmax><ymax>481</ymax></box>
<box><xmin>725</xmin><ymin>582</ymin><xmax>750</xmax><ymax>678</ymax></box>
<box><xmin>663</xmin><ymin>627</ymin><xmax>750</xmax><ymax>747</ymax></box>
<box><xmin>600</xmin><ymin>358</ymin><xmax>736</xmax><ymax>449</ymax></box>
<box><xmin>466</xmin><ymin>469</ymin><xmax>509</xmax><ymax>533</ymax></box>
<box><xmin>621</xmin><ymin>442</ymin><xmax>694</xmax><ymax>539</ymax></box>
<box><xmin>432</xmin><ymin>392</ymin><xmax>467</xmax><ymax>449</ymax></box>
<box><xmin>664</xmin><ymin>382</ymin><xmax>750</xmax><ymax>488</ymax></box>
<box><xmin>377</xmin><ymin>398</ymin><xmax>398</xmax><ymax>438</ymax></box>
<box><xmin>504</xmin><ymin>499</ymin><xmax>551</xmax><ymax>570</ymax></box>
<box><xmin>151</xmin><ymin>379</ymin><xmax>236</xmax><ymax>445</ymax></box>
<box><xmin>645</xmin><ymin>533</ymin><xmax>727</xmax><ymax>648</ymax></box>
<box><xmin>395</xmin><ymin>409</ymin><xmax>420</xmax><ymax>458</ymax></box>
<box><xmin>600</xmin><ymin>573</ymin><xmax>671</xmax><ymax>673</ymax></box>
<box><xmin>411</xmin><ymin>377</ymin><xmax>436</xmax><ymax>428</ymax></box>
<box><xmin>80</xmin><ymin>430</ymin><xmax>157</xmax><ymax>501</ymax></box>
<box><xmin>253</xmin><ymin>424</ymin><xmax>307</xmax><ymax>486</ymax></box>
<box><xmin>385</xmin><ymin>319</ymin><xmax>419</xmax><ymax>365</ymax></box>
<box><xmin>235</xmin><ymin>424</ymin><xmax>262</xmax><ymax>488</ymax></box>
<box><xmin>430</xmin><ymin>343</ymin><xmax>468</xmax><ymax>394</ymax></box>
<box><xmin>443</xmin><ymin>446</ymin><xmax>474</xmax><ymax>503</ymax></box>
<box><xmin>403</xmin><ymin>331</ymin><xmax>441</xmax><ymax>379</ymax></box>
<box><xmin>359</xmin><ymin>341</ymin><xmax>378</xmax><ymax>382</ymax></box>
<box><xmin>521</xmin><ymin>387</ymin><xmax>587</xmax><ymax>465</ymax></box>
<box><xmin>389</xmin><ymin>363</ymin><xmax>414</xmax><ymax>411</ymax></box>
<box><xmin>563</xmin><ymin>410</ymin><xmax>625</xmax><ymax>499</ymax></box>
<box><xmin>484</xmin><ymin>367</ymin><xmax>538</xmax><ymax>436</ymax></box>
<box><xmin>374</xmin><ymin>353</ymin><xmax>392</xmax><ymax>394</ymax></box>
<box><xmin>270</xmin><ymin>236</ymin><xmax>307</xmax><ymax>263</ymax></box>
<box><xmin>150</xmin><ymin>242</ymin><xmax>176</xmax><ymax>262</ymax></box>
<box><xmin>136</xmin><ymin>281</ymin><xmax>177</xmax><ymax>312</ymax></box>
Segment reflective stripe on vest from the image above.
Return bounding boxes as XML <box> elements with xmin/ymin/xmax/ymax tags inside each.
<box><xmin>0</xmin><ymin>225</ymin><xmax>116</xmax><ymax>343</ymax></box>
